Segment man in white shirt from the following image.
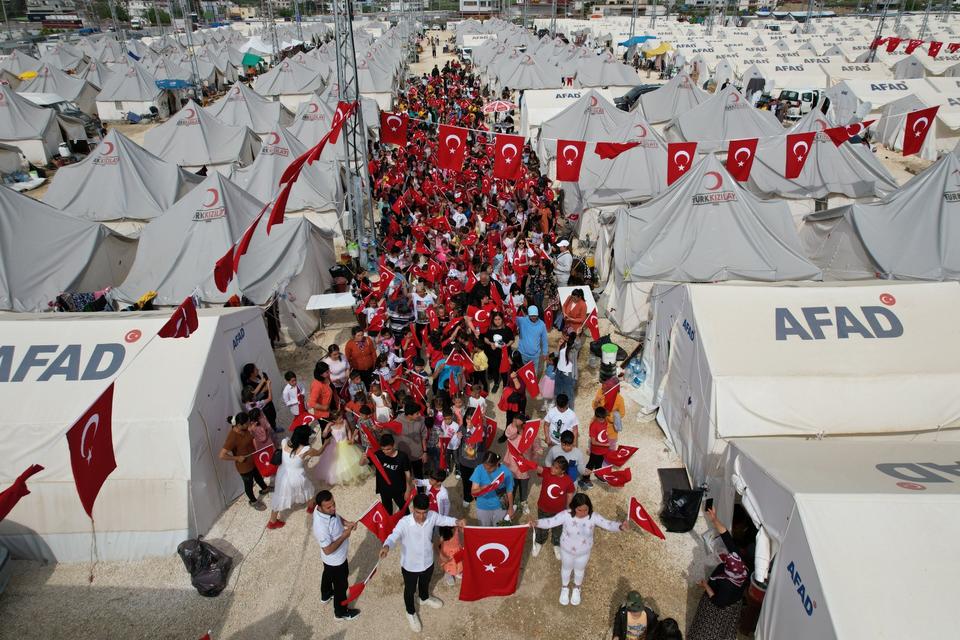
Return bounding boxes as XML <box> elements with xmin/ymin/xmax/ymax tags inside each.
<box><xmin>311</xmin><ymin>490</ymin><xmax>360</xmax><ymax>621</ymax></box>
<box><xmin>542</xmin><ymin>393</ymin><xmax>580</xmax><ymax>447</ymax></box>
<box><xmin>379</xmin><ymin>494</ymin><xmax>464</xmax><ymax>632</ymax></box>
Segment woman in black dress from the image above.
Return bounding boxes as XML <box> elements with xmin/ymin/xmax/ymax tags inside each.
<box><xmin>482</xmin><ymin>312</ymin><xmax>515</xmax><ymax>393</ymax></box>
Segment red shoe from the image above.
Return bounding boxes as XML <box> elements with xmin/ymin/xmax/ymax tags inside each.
<box><xmin>306</xmin><ymin>504</ymin><xmax>316</xmax><ymax>514</ymax></box>
<box><xmin>267</xmin><ymin>520</ymin><xmax>286</xmax><ymax>530</ymax></box>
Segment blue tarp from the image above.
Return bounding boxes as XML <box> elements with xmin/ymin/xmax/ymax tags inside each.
<box><xmin>619</xmin><ymin>35</ymin><xmax>657</xmax><ymax>47</ymax></box>
<box><xmin>155</xmin><ymin>79</ymin><xmax>193</xmax><ymax>90</ymax></box>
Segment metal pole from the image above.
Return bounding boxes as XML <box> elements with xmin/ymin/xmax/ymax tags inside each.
<box><xmin>868</xmin><ymin>1</ymin><xmax>888</xmax><ymax>63</ymax></box>
<box><xmin>0</xmin><ymin>0</ymin><xmax>11</xmax><ymax>39</ymax></box>
<box><xmin>920</xmin><ymin>0</ymin><xmax>933</xmax><ymax>38</ymax></box>
<box><xmin>649</xmin><ymin>0</ymin><xmax>658</xmax><ymax>29</ymax></box>
<box><xmin>107</xmin><ymin>0</ymin><xmax>125</xmax><ymax>43</ymax></box>
<box><xmin>178</xmin><ymin>0</ymin><xmax>202</xmax><ymax>99</ymax></box>
<box><xmin>549</xmin><ymin>0</ymin><xmax>557</xmax><ymax>37</ymax></box>
<box><xmin>804</xmin><ymin>0</ymin><xmax>816</xmax><ymax>33</ymax></box>
<box><xmin>294</xmin><ymin>0</ymin><xmax>303</xmax><ymax>41</ymax></box>
<box><xmin>628</xmin><ymin>0</ymin><xmax>638</xmax><ymax>40</ymax></box>
<box><xmin>894</xmin><ymin>0</ymin><xmax>904</xmax><ymax>30</ymax></box>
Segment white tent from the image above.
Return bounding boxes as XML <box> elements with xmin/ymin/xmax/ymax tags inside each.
<box><xmin>0</xmin><ymin>307</ymin><xmax>280</xmax><ymax>562</ymax></box>
<box><xmin>518</xmin><ymin>87</ymin><xmax>616</xmax><ymax>139</ymax></box>
<box><xmin>0</xmin><ymin>83</ymin><xmax>65</xmax><ymax>166</ymax></box>
<box><xmin>17</xmin><ymin>63</ymin><xmax>100</xmax><ymax>115</ymax></box>
<box><xmin>94</xmin><ymin>61</ymin><xmax>170</xmax><ymax>122</ymax></box>
<box><xmin>204</xmin><ymin>81</ymin><xmax>294</xmax><ymax>135</ymax></box>
<box><xmin>666</xmin><ymin>85</ymin><xmax>784</xmax><ymax>152</ymax></box>
<box><xmin>252</xmin><ymin>58</ymin><xmax>324</xmax><ymax>112</ymax></box>
<box><xmin>719</xmin><ymin>439</ymin><xmax>960</xmax><ymax>640</ymax></box>
<box><xmin>637</xmin><ymin>71</ymin><xmax>709</xmax><ymax>124</ymax></box>
<box><xmin>636</xmin><ymin>281</ymin><xmax>960</xmax><ymax>489</ymax></box>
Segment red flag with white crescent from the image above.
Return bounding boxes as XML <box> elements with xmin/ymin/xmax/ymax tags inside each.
<box><xmin>905</xmin><ymin>38</ymin><xmax>924</xmax><ymax>54</ymax></box>
<box><xmin>594</xmin><ymin>141</ymin><xmax>640</xmax><ymax>160</ymax></box>
<box><xmin>507</xmin><ymin>442</ymin><xmax>538</xmax><ymax>473</ymax></box>
<box><xmin>667</xmin><ymin>142</ymin><xmax>697</xmax><ymax>185</ymax></box>
<box><xmin>903</xmin><ymin>106</ymin><xmax>939</xmax><ymax>157</ymax></box>
<box><xmin>233</xmin><ymin>203</ymin><xmax>268</xmax><ymax>272</ymax></box>
<box><xmin>725</xmin><ymin>138</ymin><xmax>757</xmax><ymax>182</ymax></box>
<box><xmin>556</xmin><ymin>139</ymin><xmax>586</xmax><ymax>182</ymax></box>
<box><xmin>376</xmin><ymin>419</ymin><xmax>403</xmax><ymax>435</ymax></box>
<box><xmin>342</xmin><ymin>561</ymin><xmax>381</xmax><ymax>606</ymax></box>
<box><xmin>604</xmin><ymin>444</ymin><xmax>639</xmax><ymax>467</ymax></box>
<box><xmin>885</xmin><ymin>37</ymin><xmax>903</xmax><ymax>53</ymax></box>
<box><xmin>359</xmin><ymin>501</ymin><xmax>394</xmax><ymax>542</ymax></box>
<box><xmin>466</xmin><ymin>422</ymin><xmax>485</xmax><ymax>445</ymax></box>
<box><xmin>0</xmin><ymin>464</ymin><xmax>44</xmax><ymax>522</ymax></box>
<box><xmin>784</xmin><ymin>131</ymin><xmax>816</xmax><ymax>179</ymax></box>
<box><xmin>516</xmin><ymin>419</ymin><xmax>539</xmax><ymax>454</ymax></box>
<box><xmin>494</xmin><ymin>133</ymin><xmax>525</xmax><ymax>181</ymax></box>
<box><xmin>585</xmin><ymin>308</ymin><xmax>601</xmax><ymax>341</ymax></box>
<box><xmin>66</xmin><ymin>383</ymin><xmax>116</xmax><ymax>518</ymax></box>
<box><xmin>214</xmin><ymin>245</ymin><xmax>234</xmax><ymax>293</ymax></box>
<box><xmin>629</xmin><ymin>496</ymin><xmax>665</xmax><ymax>539</ymax></box>
<box><xmin>328</xmin><ymin>100</ymin><xmax>353</xmax><ymax>145</ymax></box>
<box><xmin>593</xmin><ymin>465</ymin><xmax>633</xmax><ymax>487</ymax></box>
<box><xmin>379</xmin><ymin>111</ymin><xmax>408</xmax><ymax>145</ymax></box>
<box><xmin>603</xmin><ymin>381</ymin><xmax>621</xmax><ymax>412</ymax></box>
<box><xmin>158</xmin><ymin>296</ymin><xmax>199</xmax><ymax>339</ymax></box>
<box><xmin>825</xmin><ymin>119</ymin><xmax>875</xmax><ymax>147</ymax></box>
<box><xmin>467</xmin><ymin>305</ymin><xmax>492</xmax><ymax>333</ymax></box>
<box><xmin>929</xmin><ymin>41</ymin><xmax>943</xmax><ymax>58</ymax></box>
<box><xmin>252</xmin><ymin>444</ymin><xmax>279</xmax><ymax>478</ymax></box>
<box><xmin>484</xmin><ymin>415</ymin><xmax>499</xmax><ymax>451</ymax></box>
<box><xmin>266</xmin><ymin>179</ymin><xmax>293</xmax><ymax>235</ymax></box>
<box><xmin>437</xmin><ymin>124</ymin><xmax>469</xmax><ymax>171</ymax></box>
<box><xmin>426</xmin><ymin>305</ymin><xmax>439</xmax><ymax>331</ymax></box>
<box><xmin>459</xmin><ymin>525</ymin><xmax>528</xmax><ymax>601</ymax></box>
<box><xmin>517</xmin><ymin>361</ymin><xmax>540</xmax><ymax>397</ymax></box>
<box><xmin>473</xmin><ymin>471</ymin><xmax>506</xmax><ymax>498</ymax></box>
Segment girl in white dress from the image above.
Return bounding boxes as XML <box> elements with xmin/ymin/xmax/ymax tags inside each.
<box><xmin>267</xmin><ymin>425</ymin><xmax>327</xmax><ymax>530</ymax></box>
<box><xmin>369</xmin><ymin>382</ymin><xmax>392</xmax><ymax>422</ymax></box>
<box><xmin>529</xmin><ymin>493</ymin><xmax>630</xmax><ymax>606</ymax></box>
<box><xmin>311</xmin><ymin>410</ymin><xmax>372</xmax><ymax>487</ymax></box>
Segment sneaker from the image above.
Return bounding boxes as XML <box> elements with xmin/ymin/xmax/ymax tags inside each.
<box><xmin>578</xmin><ymin>479</ymin><xmax>594</xmax><ymax>490</ymax></box>
<box><xmin>336</xmin><ymin>609</ymin><xmax>360</xmax><ymax>621</ymax></box>
<box><xmin>407</xmin><ymin>612</ymin><xmax>422</xmax><ymax>632</ymax></box>
<box><xmin>553</xmin><ymin>546</ymin><xmax>561</xmax><ymax>560</ymax></box>
<box><xmin>571</xmin><ymin>587</ymin><xmax>581</xmax><ymax>606</ymax></box>
<box><xmin>421</xmin><ymin>596</ymin><xmax>443</xmax><ymax>609</ymax></box>
<box><xmin>320</xmin><ymin>595</ymin><xmax>333</xmax><ymax>604</ymax></box>
<box><xmin>531</xmin><ymin>542</ymin><xmax>542</xmax><ymax>557</ymax></box>
<box><xmin>259</xmin><ymin>486</ymin><xmax>273</xmax><ymax>495</ymax></box>
<box><xmin>266</xmin><ymin>520</ymin><xmax>285</xmax><ymax>530</ymax></box>
<box><xmin>559</xmin><ymin>586</ymin><xmax>570</xmax><ymax>606</ymax></box>
<box><xmin>443</xmin><ymin>574</ymin><xmax>456</xmax><ymax>586</ymax></box>
<box><xmin>248</xmin><ymin>498</ymin><xmax>259</xmax><ymax>506</ymax></box>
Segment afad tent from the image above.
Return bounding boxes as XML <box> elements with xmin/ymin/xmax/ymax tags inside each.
<box><xmin>799</xmin><ymin>151</ymin><xmax>960</xmax><ymax>281</ymax></box>
<box><xmin>94</xmin><ymin>61</ymin><xmax>169</xmax><ymax>122</ymax></box>
<box><xmin>111</xmin><ymin>173</ymin><xmax>335</xmax><ymax>344</ymax></box>
<box><xmin>0</xmin><ymin>307</ymin><xmax>280</xmax><ymax>561</ymax></box>
<box><xmin>16</xmin><ymin>63</ymin><xmax>100</xmax><ymax>115</ymax></box>
<box><xmin>252</xmin><ymin>57</ymin><xmax>324</xmax><ymax>112</ymax></box>
<box><xmin>666</xmin><ymin>85</ymin><xmax>784</xmax><ymax>153</ymax></box>
<box><xmin>229</xmin><ymin>127</ymin><xmax>344</xmax><ymax>237</ymax></box>
<box><xmin>605</xmin><ymin>155</ymin><xmax>820</xmax><ymax>337</ymax></box>
<box><xmin>637</xmin><ymin>71</ymin><xmax>709</xmax><ymax>124</ymax></box>
<box><xmin>518</xmin><ymin>87</ymin><xmax>617</xmax><ymax>139</ymax></box>
<box><xmin>719</xmin><ymin>440</ymin><xmax>960</xmax><ymax>640</ymax></box>
<box><xmin>0</xmin><ymin>83</ymin><xmax>67</xmax><ymax>166</ymax></box>
<box><xmin>144</xmin><ymin>100</ymin><xmax>260</xmax><ymax>174</ymax></box>
<box><xmin>745</xmin><ymin>109</ymin><xmax>898</xmax><ymax>201</ymax></box>
<box><xmin>0</xmin><ymin>185</ymin><xmax>135</xmax><ymax>311</ymax></box>
<box><xmin>205</xmin><ymin>81</ymin><xmax>294</xmax><ymax>135</ymax></box>
<box><xmin>636</xmin><ymin>281</ymin><xmax>960</xmax><ymax>490</ymax></box>
<box><xmin>43</xmin><ymin>129</ymin><xmax>202</xmax><ymax>234</ymax></box>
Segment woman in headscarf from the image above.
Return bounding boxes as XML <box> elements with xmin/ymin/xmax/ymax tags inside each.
<box><xmin>687</xmin><ymin>507</ymin><xmax>749</xmax><ymax>640</ymax></box>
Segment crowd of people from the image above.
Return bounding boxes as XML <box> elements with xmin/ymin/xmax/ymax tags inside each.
<box><xmin>212</xmin><ymin>46</ymin><xmax>756</xmax><ymax>639</ymax></box>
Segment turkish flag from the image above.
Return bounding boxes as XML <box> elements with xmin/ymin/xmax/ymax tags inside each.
<box><xmin>593</xmin><ymin>465</ymin><xmax>632</xmax><ymax>487</ymax></box>
<box><xmin>903</xmin><ymin>106</ymin><xmax>939</xmax><ymax>157</ymax></box>
<box><xmin>447</xmin><ymin>350</ymin><xmax>473</xmax><ymax>372</ymax></box>
<box><xmin>233</xmin><ymin>204</ymin><xmax>268</xmax><ymax>272</ymax></box>
<box><xmin>929</xmin><ymin>41</ymin><xmax>943</xmax><ymax>58</ymax></box>
<box><xmin>556</xmin><ymin>139</ymin><xmax>586</xmax><ymax>181</ymax></box>
<box><xmin>517</xmin><ymin>361</ymin><xmax>540</xmax><ymax>397</ymax></box>
<box><xmin>367</xmin><ymin>307</ymin><xmax>386</xmax><ymax>333</ymax></box>
<box><xmin>604</xmin><ymin>445</ymin><xmax>639</xmax><ymax>467</ymax></box>
<box><xmin>905</xmin><ymin>38</ymin><xmax>924</xmax><ymax>54</ymax></box>
<box><xmin>594</xmin><ymin>141</ymin><xmax>640</xmax><ymax>160</ymax></box>
<box><xmin>885</xmin><ymin>37</ymin><xmax>903</xmax><ymax>53</ymax></box>
<box><xmin>494</xmin><ymin>133</ymin><xmax>525</xmax><ymax>181</ymax></box>
<box><xmin>467</xmin><ymin>305</ymin><xmax>492</xmax><ymax>333</ymax></box>
<box><xmin>376</xmin><ymin>419</ymin><xmax>403</xmax><ymax>435</ymax></box>
<box><xmin>342</xmin><ymin>562</ymin><xmax>380</xmax><ymax>606</ymax></box>
<box><xmin>158</xmin><ymin>296</ymin><xmax>199</xmax><ymax>339</ymax></box>
<box><xmin>516</xmin><ymin>419</ymin><xmax>539</xmax><ymax>454</ymax></box>
<box><xmin>437</xmin><ymin>124</ymin><xmax>469</xmax><ymax>171</ymax></box>
<box><xmin>465</xmin><ymin>267</ymin><xmax>478</xmax><ymax>292</ymax></box>
<box><xmin>484</xmin><ymin>416</ymin><xmax>499</xmax><ymax>451</ymax></box>
<box><xmin>725</xmin><ymin>138</ymin><xmax>757</xmax><ymax>181</ymax></box>
<box><xmin>266</xmin><ymin>180</ymin><xmax>293</xmax><ymax>235</ymax></box>
<box><xmin>499</xmin><ymin>346</ymin><xmax>511</xmax><ymax>374</ymax></box>
<box><xmin>328</xmin><ymin>101</ymin><xmax>353</xmax><ymax>145</ymax></box>
<box><xmin>585</xmin><ymin>308</ymin><xmax>601</xmax><ymax>341</ymax></box>
<box><xmin>426</xmin><ymin>305</ymin><xmax>439</xmax><ymax>331</ymax></box>
<box><xmin>473</xmin><ymin>471</ymin><xmax>506</xmax><ymax>498</ymax></box>
<box><xmin>359</xmin><ymin>501</ymin><xmax>394</xmax><ymax>542</ymax></box>
<box><xmin>66</xmin><ymin>383</ymin><xmax>116</xmax><ymax>517</ymax></box>
<box><xmin>380</xmin><ymin>111</ymin><xmax>408</xmax><ymax>145</ymax></box>
<box><xmin>0</xmin><ymin>464</ymin><xmax>44</xmax><ymax>521</ymax></box>
<box><xmin>252</xmin><ymin>444</ymin><xmax>279</xmax><ymax>478</ymax></box>
<box><xmin>280</xmin><ymin>144</ymin><xmax>312</xmax><ymax>185</ymax></box>
<box><xmin>948</xmin><ymin>42</ymin><xmax>960</xmax><ymax>54</ymax></box>
<box><xmin>629</xmin><ymin>496</ymin><xmax>665</xmax><ymax>540</ymax></box>
<box><xmin>603</xmin><ymin>381</ymin><xmax>621</xmax><ymax>412</ymax></box>
<box><xmin>667</xmin><ymin>142</ymin><xmax>697</xmax><ymax>186</ymax></box>
<box><xmin>366</xmin><ymin>449</ymin><xmax>393</xmax><ymax>486</ymax></box>
<box><xmin>784</xmin><ymin>131</ymin><xmax>816</xmax><ymax>179</ymax></box>
<box><xmin>824</xmin><ymin>119</ymin><xmax>876</xmax><ymax>147</ymax></box>
<box><xmin>214</xmin><ymin>246</ymin><xmax>234</xmax><ymax>293</ymax></box>
<box><xmin>507</xmin><ymin>442</ymin><xmax>538</xmax><ymax>473</ymax></box>
<box><xmin>869</xmin><ymin>37</ymin><xmax>886</xmax><ymax>50</ymax></box>
<box><xmin>459</xmin><ymin>525</ymin><xmax>528</xmax><ymax>601</ymax></box>
<box><xmin>466</xmin><ymin>423</ymin><xmax>485</xmax><ymax>445</ymax></box>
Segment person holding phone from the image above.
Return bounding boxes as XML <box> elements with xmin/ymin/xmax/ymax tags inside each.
<box><xmin>687</xmin><ymin>506</ymin><xmax>748</xmax><ymax>640</ymax></box>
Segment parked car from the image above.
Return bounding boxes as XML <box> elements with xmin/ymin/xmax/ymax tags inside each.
<box><xmin>614</xmin><ymin>83</ymin><xmax>661</xmax><ymax>111</ymax></box>
<box><xmin>778</xmin><ymin>88</ymin><xmax>823</xmax><ymax>121</ymax></box>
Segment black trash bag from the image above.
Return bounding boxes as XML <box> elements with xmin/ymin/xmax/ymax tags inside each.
<box><xmin>660</xmin><ymin>488</ymin><xmax>704</xmax><ymax>533</ymax></box>
<box><xmin>589</xmin><ymin>336</ymin><xmax>629</xmax><ymax>361</ymax></box>
<box><xmin>177</xmin><ymin>537</ymin><xmax>233</xmax><ymax>597</ymax></box>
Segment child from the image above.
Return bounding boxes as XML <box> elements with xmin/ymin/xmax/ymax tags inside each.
<box><xmin>248</xmin><ymin>407</ymin><xmax>273</xmax><ymax>450</ymax></box>
<box><xmin>451</xmin><ymin>394</ymin><xmax>467</xmax><ymax>427</ymax></box>
<box><xmin>469</xmin><ymin>340</ymin><xmax>488</xmax><ymax>391</ymax></box>
<box><xmin>531</xmin><ymin>456</ymin><xmax>576</xmax><ymax>558</ymax></box>
<box><xmin>467</xmin><ymin>384</ymin><xmax>487</xmax><ymax>414</ymax></box>
<box><xmin>354</xmin><ymin>405</ymin><xmax>378</xmax><ymax>452</ymax></box>
<box><xmin>311</xmin><ymin>410</ymin><xmax>371</xmax><ymax>487</ymax></box>
<box><xmin>416</xmin><ymin>468</ymin><xmax>451</xmax><ymax>516</ymax></box>
<box><xmin>437</xmin><ymin>525</ymin><xmax>464</xmax><ymax>586</ymax></box>
<box><xmin>346</xmin><ymin>370</ymin><xmax>365</xmax><ymax>402</ymax></box>
<box><xmin>282</xmin><ymin>370</ymin><xmax>306</xmax><ymax>417</ymax></box>
<box><xmin>545</xmin><ymin>431</ymin><xmax>587</xmax><ymax>487</ymax></box>
<box><xmin>580</xmin><ymin>407</ymin><xmax>609</xmax><ymax>490</ymax></box>
<box><xmin>441</xmin><ymin>410</ymin><xmax>462</xmax><ymax>477</ymax></box>
<box><xmin>369</xmin><ymin>381</ymin><xmax>392</xmax><ymax>422</ymax></box>
<box><xmin>501</xmin><ymin>417</ymin><xmax>532</xmax><ymax>514</ymax></box>
<box><xmin>540</xmin><ymin>353</ymin><xmax>558</xmax><ymax>408</ymax></box>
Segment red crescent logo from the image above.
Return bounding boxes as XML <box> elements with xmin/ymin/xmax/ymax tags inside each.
<box><xmin>266</xmin><ymin>131</ymin><xmax>280</xmax><ymax>145</ymax></box>
<box><xmin>705</xmin><ymin>171</ymin><xmax>723</xmax><ymax>191</ymax></box>
<box><xmin>101</xmin><ymin>141</ymin><xmax>115</xmax><ymax>155</ymax></box>
<box><xmin>815</xmin><ymin>119</ymin><xmax>829</xmax><ymax>130</ymax></box>
<box><xmin>635</xmin><ymin>124</ymin><xmax>648</xmax><ymax>138</ymax></box>
<box><xmin>124</xmin><ymin>329</ymin><xmax>142</xmax><ymax>343</ymax></box>
<box><xmin>879</xmin><ymin>293</ymin><xmax>896</xmax><ymax>306</ymax></box>
<box><xmin>183</xmin><ymin>108</ymin><xmax>195</xmax><ymax>119</ymax></box>
<box><xmin>204</xmin><ymin>188</ymin><xmax>219</xmax><ymax>208</ymax></box>
<box><xmin>728</xmin><ymin>92</ymin><xmax>740</xmax><ymax>103</ymax></box>
<box><xmin>589</xmin><ymin>96</ymin><xmax>598</xmax><ymax>107</ymax></box>
<box><xmin>308</xmin><ymin>102</ymin><xmax>319</xmax><ymax>113</ymax></box>
<box><xmin>896</xmin><ymin>481</ymin><xmax>926</xmax><ymax>490</ymax></box>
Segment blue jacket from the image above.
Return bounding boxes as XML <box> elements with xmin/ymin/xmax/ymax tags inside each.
<box><xmin>516</xmin><ymin>316</ymin><xmax>549</xmax><ymax>359</ymax></box>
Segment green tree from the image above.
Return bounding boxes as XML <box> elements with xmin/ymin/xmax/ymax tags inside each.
<box><xmin>94</xmin><ymin>1</ymin><xmax>130</xmax><ymax>22</ymax></box>
<box><xmin>145</xmin><ymin>8</ymin><xmax>172</xmax><ymax>25</ymax></box>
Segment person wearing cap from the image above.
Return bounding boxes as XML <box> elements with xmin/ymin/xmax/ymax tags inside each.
<box><xmin>554</xmin><ymin>239</ymin><xmax>573</xmax><ymax>288</ymax></box>
<box><xmin>517</xmin><ymin>305</ymin><xmax>549</xmax><ymax>375</ymax></box>
<box><xmin>612</xmin><ymin>591</ymin><xmax>660</xmax><ymax>640</ymax></box>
